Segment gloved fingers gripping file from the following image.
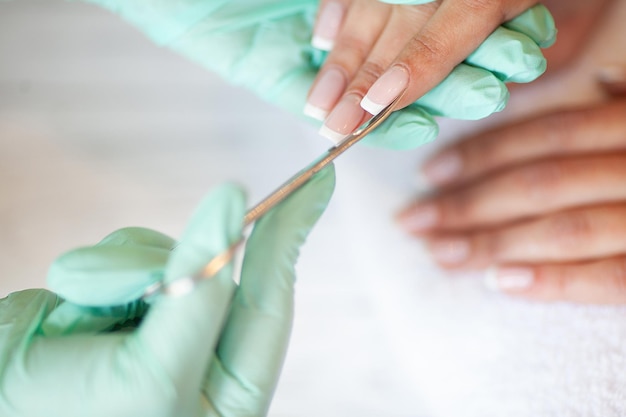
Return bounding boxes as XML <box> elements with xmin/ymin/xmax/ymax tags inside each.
<box><xmin>0</xmin><ymin>169</ymin><xmax>335</xmax><ymax>417</ymax></box>
<box><xmin>145</xmin><ymin>94</ymin><xmax>401</xmax><ymax>299</ymax></box>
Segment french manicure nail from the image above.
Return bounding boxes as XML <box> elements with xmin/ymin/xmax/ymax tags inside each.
<box><xmin>423</xmin><ymin>150</ymin><xmax>463</xmax><ymax>185</ymax></box>
<box><xmin>312</xmin><ymin>1</ymin><xmax>344</xmax><ymax>51</ymax></box>
<box><xmin>397</xmin><ymin>203</ymin><xmax>439</xmax><ymax>232</ymax></box>
<box><xmin>597</xmin><ymin>65</ymin><xmax>626</xmax><ymax>83</ymax></box>
<box><xmin>319</xmin><ymin>94</ymin><xmax>365</xmax><ymax>144</ymax></box>
<box><xmin>597</xmin><ymin>65</ymin><xmax>626</xmax><ymax>96</ymax></box>
<box><xmin>430</xmin><ymin>238</ymin><xmax>470</xmax><ymax>265</ymax></box>
<box><xmin>361</xmin><ymin>65</ymin><xmax>409</xmax><ymax>115</ymax></box>
<box><xmin>304</xmin><ymin>68</ymin><xmax>346</xmax><ymax>121</ymax></box>
<box><xmin>484</xmin><ymin>267</ymin><xmax>534</xmax><ymax>292</ymax></box>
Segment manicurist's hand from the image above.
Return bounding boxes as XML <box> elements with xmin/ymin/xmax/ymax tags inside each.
<box><xmin>397</xmin><ymin>74</ymin><xmax>626</xmax><ymax>304</ymax></box>
<box><xmin>307</xmin><ymin>0</ymin><xmax>556</xmax><ymax>142</ymax></box>
<box><xmin>0</xmin><ymin>167</ymin><xmax>335</xmax><ymax>417</ymax></box>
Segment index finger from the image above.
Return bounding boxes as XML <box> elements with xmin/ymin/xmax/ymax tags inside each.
<box><xmin>361</xmin><ymin>0</ymin><xmax>539</xmax><ymax>112</ymax></box>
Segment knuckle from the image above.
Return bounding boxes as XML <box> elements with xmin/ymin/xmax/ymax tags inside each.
<box><xmin>540</xmin><ymin>110</ymin><xmax>590</xmax><ymax>148</ymax></box>
<box><xmin>548</xmin><ymin>211</ymin><xmax>593</xmax><ymax>250</ymax></box>
<box><xmin>515</xmin><ymin>161</ymin><xmax>564</xmax><ymax>203</ymax></box>
<box><xmin>345</xmin><ymin>61</ymin><xmax>387</xmax><ymax>96</ymax></box>
<box><xmin>409</xmin><ymin>31</ymin><xmax>451</xmax><ymax>62</ymax></box>
<box><xmin>467</xmin><ymin>135</ymin><xmax>500</xmax><ymax>172</ymax></box>
<box><xmin>444</xmin><ymin>191</ymin><xmax>478</xmax><ymax>225</ymax></box>
<box><xmin>332</xmin><ymin>35</ymin><xmax>373</xmax><ymax>72</ymax></box>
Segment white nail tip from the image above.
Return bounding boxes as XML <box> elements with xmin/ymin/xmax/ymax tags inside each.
<box><xmin>311</xmin><ymin>36</ymin><xmax>334</xmax><ymax>51</ymax></box>
<box><xmin>360</xmin><ymin>95</ymin><xmax>386</xmax><ymax>115</ymax></box>
<box><xmin>484</xmin><ymin>267</ymin><xmax>534</xmax><ymax>292</ymax></box>
<box><xmin>318</xmin><ymin>124</ymin><xmax>347</xmax><ymax>145</ymax></box>
<box><xmin>303</xmin><ymin>103</ymin><xmax>328</xmax><ymax>121</ymax></box>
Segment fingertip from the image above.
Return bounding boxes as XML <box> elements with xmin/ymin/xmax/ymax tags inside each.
<box><xmin>240</xmin><ymin>165</ymin><xmax>335</xmax><ymax>300</ymax></box>
<box><xmin>165</xmin><ymin>183</ymin><xmax>247</xmax><ymax>282</ymax></box>
<box><xmin>97</xmin><ymin>227</ymin><xmax>176</xmax><ymax>250</ymax></box>
<box><xmin>256</xmin><ymin>164</ymin><xmax>336</xmax><ymax>239</ymax></box>
<box><xmin>361</xmin><ymin>105</ymin><xmax>438</xmax><ymax>150</ymax></box>
<box><xmin>47</xmin><ymin>245</ymin><xmax>168</xmax><ymax>307</ymax></box>
<box><xmin>483</xmin><ymin>266</ymin><xmax>535</xmax><ymax>294</ymax></box>
<box><xmin>304</xmin><ymin>102</ymin><xmax>329</xmax><ymax>121</ymax></box>
<box><xmin>311</xmin><ymin>36</ymin><xmax>335</xmax><ymax>51</ymax></box>
<box><xmin>311</xmin><ymin>1</ymin><xmax>345</xmax><ymax>51</ymax></box>
<box><xmin>417</xmin><ymin>65</ymin><xmax>509</xmax><ymax>120</ymax></box>
<box><xmin>422</xmin><ymin>149</ymin><xmax>464</xmax><ymax>185</ymax></box>
<box><xmin>467</xmin><ymin>27</ymin><xmax>547</xmax><ymax>84</ymax></box>
<box><xmin>597</xmin><ymin>66</ymin><xmax>626</xmax><ymax>96</ymax></box>
<box><xmin>361</xmin><ymin>65</ymin><xmax>410</xmax><ymax>116</ymax></box>
<box><xmin>318</xmin><ymin>124</ymin><xmax>347</xmax><ymax>145</ymax></box>
<box><xmin>503</xmin><ymin>4</ymin><xmax>557</xmax><ymax>49</ymax></box>
<box><xmin>360</xmin><ymin>95</ymin><xmax>385</xmax><ymax>116</ymax></box>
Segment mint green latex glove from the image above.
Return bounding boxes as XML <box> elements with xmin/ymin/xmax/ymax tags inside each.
<box><xmin>0</xmin><ymin>166</ymin><xmax>335</xmax><ymax>417</ymax></box>
<box><xmin>417</xmin><ymin>4</ymin><xmax>556</xmax><ymax>118</ymax></box>
<box><xmin>77</xmin><ymin>0</ymin><xmax>554</xmax><ymax>150</ymax></box>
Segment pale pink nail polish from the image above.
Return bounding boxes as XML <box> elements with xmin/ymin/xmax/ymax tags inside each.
<box><xmin>423</xmin><ymin>151</ymin><xmax>463</xmax><ymax>185</ymax></box>
<box><xmin>484</xmin><ymin>267</ymin><xmax>534</xmax><ymax>292</ymax></box>
<box><xmin>304</xmin><ymin>68</ymin><xmax>346</xmax><ymax>121</ymax></box>
<box><xmin>319</xmin><ymin>94</ymin><xmax>365</xmax><ymax>144</ymax></box>
<box><xmin>361</xmin><ymin>65</ymin><xmax>409</xmax><ymax>115</ymax></box>
<box><xmin>397</xmin><ymin>204</ymin><xmax>439</xmax><ymax>232</ymax></box>
<box><xmin>312</xmin><ymin>2</ymin><xmax>344</xmax><ymax>51</ymax></box>
<box><xmin>430</xmin><ymin>238</ymin><xmax>470</xmax><ymax>265</ymax></box>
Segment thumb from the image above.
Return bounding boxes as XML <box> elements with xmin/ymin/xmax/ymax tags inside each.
<box><xmin>43</xmin><ymin>228</ymin><xmax>175</xmax><ymax>335</ymax></box>
<box><xmin>47</xmin><ymin>227</ymin><xmax>175</xmax><ymax>306</ymax></box>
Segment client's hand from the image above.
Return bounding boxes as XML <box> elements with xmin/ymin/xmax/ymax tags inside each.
<box><xmin>81</xmin><ymin>0</ymin><xmax>553</xmax><ymax>150</ymax></box>
<box><xmin>0</xmin><ymin>167</ymin><xmax>335</xmax><ymax>417</ymax></box>
<box><xmin>308</xmin><ymin>0</ymin><xmax>556</xmax><ymax>142</ymax></box>
<box><xmin>397</xmin><ymin>75</ymin><xmax>626</xmax><ymax>304</ymax></box>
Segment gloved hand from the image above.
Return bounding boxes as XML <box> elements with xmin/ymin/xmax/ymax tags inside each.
<box><xmin>78</xmin><ymin>0</ymin><xmax>555</xmax><ymax>150</ymax></box>
<box><xmin>0</xmin><ymin>166</ymin><xmax>335</xmax><ymax>417</ymax></box>
<box><xmin>309</xmin><ymin>0</ymin><xmax>556</xmax><ymax>143</ymax></box>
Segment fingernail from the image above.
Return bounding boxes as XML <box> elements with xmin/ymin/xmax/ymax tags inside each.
<box><xmin>396</xmin><ymin>203</ymin><xmax>439</xmax><ymax>232</ymax></box>
<box><xmin>304</xmin><ymin>68</ymin><xmax>346</xmax><ymax>121</ymax></box>
<box><xmin>597</xmin><ymin>65</ymin><xmax>626</xmax><ymax>96</ymax></box>
<box><xmin>597</xmin><ymin>65</ymin><xmax>626</xmax><ymax>83</ymax></box>
<box><xmin>319</xmin><ymin>94</ymin><xmax>365</xmax><ymax>144</ymax></box>
<box><xmin>429</xmin><ymin>238</ymin><xmax>470</xmax><ymax>265</ymax></box>
<box><xmin>423</xmin><ymin>150</ymin><xmax>463</xmax><ymax>185</ymax></box>
<box><xmin>312</xmin><ymin>1</ymin><xmax>344</xmax><ymax>51</ymax></box>
<box><xmin>484</xmin><ymin>267</ymin><xmax>534</xmax><ymax>292</ymax></box>
<box><xmin>361</xmin><ymin>65</ymin><xmax>409</xmax><ymax>115</ymax></box>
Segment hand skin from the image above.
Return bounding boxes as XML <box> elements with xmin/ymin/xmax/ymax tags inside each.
<box><xmin>539</xmin><ymin>0</ymin><xmax>613</xmax><ymax>73</ymax></box>
<box><xmin>307</xmin><ymin>0</ymin><xmax>543</xmax><ymax>137</ymax></box>
<box><xmin>397</xmin><ymin>75</ymin><xmax>626</xmax><ymax>305</ymax></box>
